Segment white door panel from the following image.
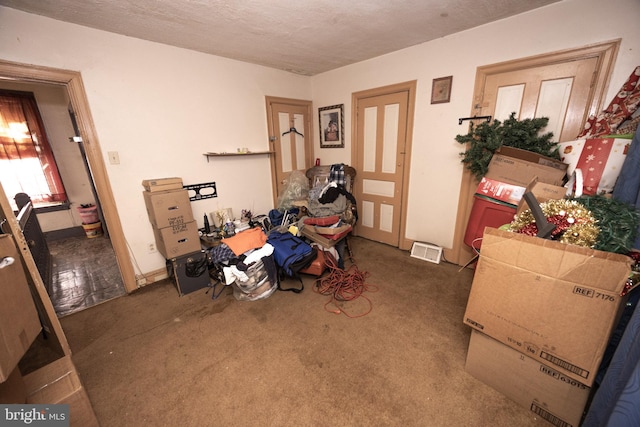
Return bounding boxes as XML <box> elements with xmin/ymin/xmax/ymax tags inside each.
<box><xmin>495</xmin><ymin>84</ymin><xmax>525</xmax><ymax>121</ymax></box>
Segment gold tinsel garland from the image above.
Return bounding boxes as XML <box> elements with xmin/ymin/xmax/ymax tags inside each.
<box><xmin>508</xmin><ymin>199</ymin><xmax>600</xmax><ymax>248</ymax></box>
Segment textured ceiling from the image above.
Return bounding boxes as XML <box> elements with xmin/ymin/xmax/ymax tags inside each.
<box><xmin>0</xmin><ymin>0</ymin><xmax>560</xmax><ymax>75</ymax></box>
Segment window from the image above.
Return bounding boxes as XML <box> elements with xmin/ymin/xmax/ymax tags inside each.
<box><xmin>0</xmin><ymin>90</ymin><xmax>67</xmax><ymax>210</ymax></box>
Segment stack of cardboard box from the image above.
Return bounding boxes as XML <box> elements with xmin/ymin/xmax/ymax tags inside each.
<box><xmin>463</xmin><ymin>227</ymin><xmax>633</xmax><ymax>426</ymax></box>
<box><xmin>464</xmin><ymin>146</ymin><xmax>568</xmax><ymax>249</ymax></box>
<box><xmin>462</xmin><ymin>147</ymin><xmax>635</xmax><ymax>425</ymax></box>
<box><xmin>142</xmin><ymin>178</ymin><xmax>209</xmax><ymax>296</ymax></box>
<box><xmin>142</xmin><ymin>177</ymin><xmax>200</xmax><ymax>259</ymax></box>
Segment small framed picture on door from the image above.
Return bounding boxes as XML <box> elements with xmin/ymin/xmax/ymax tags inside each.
<box><xmin>319</xmin><ymin>104</ymin><xmax>344</xmax><ymax>148</ymax></box>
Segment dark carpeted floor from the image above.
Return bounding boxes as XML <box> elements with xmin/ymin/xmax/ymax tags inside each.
<box><xmin>53</xmin><ymin>236</ymin><xmax>548</xmax><ymax>426</ymax></box>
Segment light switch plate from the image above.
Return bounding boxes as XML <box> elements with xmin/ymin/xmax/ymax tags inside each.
<box><xmin>108</xmin><ymin>151</ymin><xmax>120</xmax><ymax>165</ymax></box>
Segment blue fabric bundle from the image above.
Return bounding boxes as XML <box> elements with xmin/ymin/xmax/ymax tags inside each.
<box><xmin>612</xmin><ymin>126</ymin><xmax>640</xmax><ymax>249</ymax></box>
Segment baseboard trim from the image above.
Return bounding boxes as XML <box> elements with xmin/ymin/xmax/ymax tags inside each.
<box><xmin>136</xmin><ymin>267</ymin><xmax>168</xmax><ymax>287</ymax></box>
<box><xmin>45</xmin><ymin>227</ymin><xmax>85</xmax><ymax>241</ymax></box>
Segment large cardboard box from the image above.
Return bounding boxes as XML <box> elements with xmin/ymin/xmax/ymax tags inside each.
<box><xmin>463</xmin><ymin>227</ymin><xmax>631</xmax><ymax>386</ymax></box>
<box><xmin>153</xmin><ymin>220</ymin><xmax>201</xmax><ymax>259</ymax></box>
<box><xmin>141</xmin><ymin>177</ymin><xmax>183</xmax><ymax>192</ymax></box>
<box><xmin>23</xmin><ymin>356</ymin><xmax>99</xmax><ymax>427</ymax></box>
<box><xmin>466</xmin><ymin>330</ymin><xmax>590</xmax><ymax>427</ymax></box>
<box><xmin>516</xmin><ymin>178</ymin><xmax>568</xmax><ymax>214</ymax></box>
<box><xmin>487</xmin><ymin>146</ymin><xmax>568</xmax><ymax>187</ymax></box>
<box><xmin>0</xmin><ymin>234</ymin><xmax>42</xmax><ymax>382</ymax></box>
<box><xmin>143</xmin><ymin>189</ymin><xmax>194</xmax><ymax>229</ymax></box>
<box><xmin>0</xmin><ymin>366</ymin><xmax>27</xmax><ymax>403</ymax></box>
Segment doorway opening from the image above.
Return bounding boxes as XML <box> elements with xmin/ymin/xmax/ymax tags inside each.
<box><xmin>265</xmin><ymin>96</ymin><xmax>314</xmax><ymax>206</ymax></box>
<box><xmin>0</xmin><ymin>60</ymin><xmax>137</xmax><ymax>310</ymax></box>
<box><xmin>0</xmin><ymin>80</ymin><xmax>125</xmax><ymax>316</ymax></box>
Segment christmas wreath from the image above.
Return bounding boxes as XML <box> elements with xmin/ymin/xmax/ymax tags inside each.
<box><xmin>507</xmin><ymin>199</ymin><xmax>599</xmax><ymax>248</ymax></box>
<box><xmin>507</xmin><ymin>195</ymin><xmax>640</xmax><ymax>253</ymax></box>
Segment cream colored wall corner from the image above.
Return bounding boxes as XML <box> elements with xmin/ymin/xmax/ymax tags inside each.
<box><xmin>0</xmin><ymin>6</ymin><xmax>312</xmax><ymax>275</ymax></box>
<box><xmin>310</xmin><ymin>0</ymin><xmax>640</xmax><ymax>249</ymax></box>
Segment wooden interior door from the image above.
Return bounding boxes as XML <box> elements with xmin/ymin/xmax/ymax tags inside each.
<box><xmin>352</xmin><ymin>82</ymin><xmax>416</xmax><ymax>247</ymax></box>
<box><xmin>265</xmin><ymin>97</ymin><xmax>313</xmax><ymax>204</ymax></box>
<box><xmin>446</xmin><ymin>40</ymin><xmax>620</xmax><ymax>267</ymax></box>
<box><xmin>482</xmin><ymin>58</ymin><xmax>599</xmax><ymax>140</ymax></box>
<box><xmin>0</xmin><ymin>181</ymin><xmax>70</xmax><ymax>356</ymax></box>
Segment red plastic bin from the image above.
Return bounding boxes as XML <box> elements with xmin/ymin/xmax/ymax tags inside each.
<box><xmin>464</xmin><ymin>195</ymin><xmax>516</xmax><ymax>250</ymax></box>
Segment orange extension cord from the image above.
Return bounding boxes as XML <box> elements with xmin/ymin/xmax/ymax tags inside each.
<box><xmin>312</xmin><ymin>251</ymin><xmax>378</xmax><ymax>318</ymax></box>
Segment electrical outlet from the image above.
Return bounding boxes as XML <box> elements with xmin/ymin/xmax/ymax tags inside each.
<box><xmin>147</xmin><ymin>242</ymin><xmax>157</xmax><ymax>253</ymax></box>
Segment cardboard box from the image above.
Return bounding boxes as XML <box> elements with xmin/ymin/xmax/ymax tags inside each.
<box><xmin>463</xmin><ymin>227</ymin><xmax>631</xmax><ymax>386</ymax></box>
<box><xmin>517</xmin><ymin>178</ymin><xmax>568</xmax><ymax>214</ymax></box>
<box><xmin>0</xmin><ymin>235</ymin><xmax>42</xmax><ymax>382</ymax></box>
<box><xmin>475</xmin><ymin>177</ymin><xmax>526</xmax><ymax>206</ymax></box>
<box><xmin>314</xmin><ymin>224</ymin><xmax>351</xmax><ymax>235</ymax></box>
<box><xmin>301</xmin><ymin>227</ymin><xmax>344</xmax><ymax>248</ymax></box>
<box><xmin>143</xmin><ymin>189</ymin><xmax>194</xmax><ymax>229</ymax></box>
<box><xmin>0</xmin><ymin>366</ymin><xmax>27</xmax><ymax>403</ymax></box>
<box><xmin>153</xmin><ymin>220</ymin><xmax>202</xmax><ymax>259</ymax></box>
<box><xmin>466</xmin><ymin>330</ymin><xmax>590</xmax><ymax>427</ymax></box>
<box><xmin>142</xmin><ymin>177</ymin><xmax>183</xmax><ymax>192</ymax></box>
<box><xmin>487</xmin><ymin>146</ymin><xmax>568</xmax><ymax>187</ymax></box>
<box><xmin>23</xmin><ymin>356</ymin><xmax>99</xmax><ymax>427</ymax></box>
<box><xmin>497</xmin><ymin>146</ymin><xmax>569</xmax><ymax>171</ymax></box>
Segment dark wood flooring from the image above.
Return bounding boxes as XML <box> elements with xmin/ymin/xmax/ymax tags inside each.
<box><xmin>48</xmin><ymin>235</ymin><xmax>126</xmax><ymax>317</ymax></box>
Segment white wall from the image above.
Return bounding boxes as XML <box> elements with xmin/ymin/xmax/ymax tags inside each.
<box><xmin>310</xmin><ymin>0</ymin><xmax>640</xmax><ymax>248</ymax></box>
<box><xmin>1</xmin><ymin>0</ymin><xmax>638</xmax><ymax>276</ymax></box>
<box><xmin>0</xmin><ymin>6</ymin><xmax>311</xmax><ymax>274</ymax></box>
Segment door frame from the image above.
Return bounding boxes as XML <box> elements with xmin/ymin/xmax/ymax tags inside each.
<box><xmin>445</xmin><ymin>39</ymin><xmax>620</xmax><ymax>266</ymax></box>
<box><xmin>264</xmin><ymin>96</ymin><xmax>314</xmax><ymax>206</ymax></box>
<box><xmin>0</xmin><ymin>59</ymin><xmax>137</xmax><ymax>293</ymax></box>
<box><xmin>351</xmin><ymin>80</ymin><xmax>417</xmax><ymax>250</ymax></box>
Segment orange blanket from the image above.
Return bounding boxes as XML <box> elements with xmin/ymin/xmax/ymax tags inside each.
<box><xmin>222</xmin><ymin>227</ymin><xmax>267</xmax><ymax>256</ymax></box>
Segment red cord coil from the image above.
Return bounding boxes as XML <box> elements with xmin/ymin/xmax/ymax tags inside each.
<box><xmin>313</xmin><ymin>251</ymin><xmax>377</xmax><ymax>317</ymax></box>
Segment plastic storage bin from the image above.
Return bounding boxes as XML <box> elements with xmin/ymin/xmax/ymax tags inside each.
<box><xmin>77</xmin><ymin>205</ymin><xmax>99</xmax><ymax>224</ymax></box>
<box><xmin>464</xmin><ymin>195</ymin><xmax>516</xmax><ymax>250</ymax></box>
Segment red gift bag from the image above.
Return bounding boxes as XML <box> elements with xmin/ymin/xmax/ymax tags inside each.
<box><xmin>557</xmin><ymin>137</ymin><xmax>631</xmax><ymax>195</ymax></box>
<box><xmin>578</xmin><ymin>66</ymin><xmax>640</xmax><ymax>138</ymax></box>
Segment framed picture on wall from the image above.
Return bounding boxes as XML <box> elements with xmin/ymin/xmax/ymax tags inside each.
<box><xmin>319</xmin><ymin>104</ymin><xmax>344</xmax><ymax>148</ymax></box>
<box><xmin>431</xmin><ymin>76</ymin><xmax>453</xmax><ymax>104</ymax></box>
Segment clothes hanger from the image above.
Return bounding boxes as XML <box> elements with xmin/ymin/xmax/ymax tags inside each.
<box><xmin>282</xmin><ymin>127</ymin><xmax>304</xmax><ymax>137</ymax></box>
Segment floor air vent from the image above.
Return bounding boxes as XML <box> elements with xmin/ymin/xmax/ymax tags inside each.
<box><xmin>410</xmin><ymin>242</ymin><xmax>442</xmax><ymax>264</ymax></box>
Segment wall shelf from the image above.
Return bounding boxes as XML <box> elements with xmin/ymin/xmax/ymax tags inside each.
<box><xmin>203</xmin><ymin>151</ymin><xmax>274</xmax><ymax>162</ymax></box>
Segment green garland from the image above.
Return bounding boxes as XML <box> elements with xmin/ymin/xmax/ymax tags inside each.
<box><xmin>456</xmin><ymin>112</ymin><xmax>560</xmax><ymax>181</ymax></box>
<box><xmin>573</xmin><ymin>195</ymin><xmax>640</xmax><ymax>254</ymax></box>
